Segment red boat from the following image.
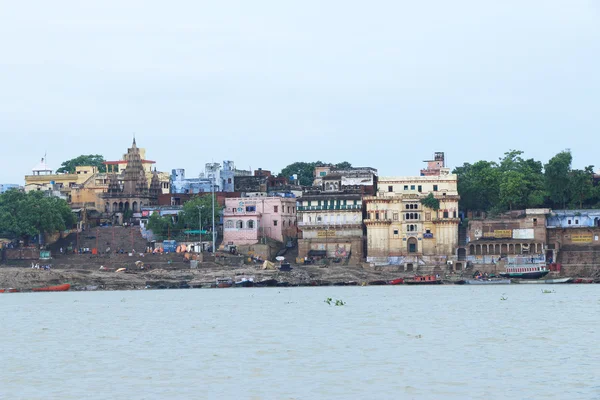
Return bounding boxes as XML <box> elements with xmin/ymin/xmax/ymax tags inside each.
<box><xmin>571</xmin><ymin>278</ymin><xmax>593</xmax><ymax>284</ymax></box>
<box><xmin>404</xmin><ymin>275</ymin><xmax>443</xmax><ymax>285</ymax></box>
<box><xmin>31</xmin><ymin>283</ymin><xmax>71</xmax><ymax>292</ymax></box>
<box><xmin>0</xmin><ymin>288</ymin><xmax>20</xmax><ymax>293</ymax></box>
<box><xmin>389</xmin><ymin>278</ymin><xmax>404</xmax><ymax>285</ymax></box>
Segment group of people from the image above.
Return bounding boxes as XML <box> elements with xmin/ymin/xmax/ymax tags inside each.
<box><xmin>30</xmin><ymin>263</ymin><xmax>51</xmax><ymax>270</ymax></box>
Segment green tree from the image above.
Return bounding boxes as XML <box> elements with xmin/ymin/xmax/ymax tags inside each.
<box><xmin>569</xmin><ymin>166</ymin><xmax>595</xmax><ymax>208</ymax></box>
<box><xmin>0</xmin><ymin>190</ymin><xmax>75</xmax><ymax>244</ymax></box>
<box><xmin>279</xmin><ymin>161</ymin><xmax>353</xmax><ymax>186</ymax></box>
<box><xmin>56</xmin><ymin>154</ymin><xmax>106</xmax><ymax>174</ymax></box>
<box><xmin>499</xmin><ymin>171</ymin><xmax>528</xmax><ymax>210</ymax></box>
<box><xmin>453</xmin><ymin>161</ymin><xmax>500</xmax><ymax>213</ymax></box>
<box><xmin>334</xmin><ymin>161</ymin><xmax>353</xmax><ymax>170</ymax></box>
<box><xmin>181</xmin><ymin>195</ymin><xmax>223</xmax><ymax>234</ymax></box>
<box><xmin>544</xmin><ymin>150</ymin><xmax>572</xmax><ymax>208</ymax></box>
<box><xmin>146</xmin><ymin>212</ymin><xmax>175</xmax><ymax>240</ymax></box>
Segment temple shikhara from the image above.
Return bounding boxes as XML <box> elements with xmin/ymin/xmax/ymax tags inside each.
<box><xmin>102</xmin><ymin>138</ymin><xmax>162</xmax><ymax>214</ymax></box>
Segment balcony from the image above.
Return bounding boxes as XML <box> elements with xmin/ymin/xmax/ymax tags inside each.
<box><xmin>297</xmin><ymin>205</ymin><xmax>361</xmax><ymax>211</ymax></box>
<box><xmin>298</xmin><ymin>221</ymin><xmax>362</xmax><ymax>228</ymax></box>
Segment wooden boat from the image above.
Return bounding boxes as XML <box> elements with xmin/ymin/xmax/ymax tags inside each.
<box><xmin>517</xmin><ymin>277</ymin><xmax>572</xmax><ymax>284</ymax></box>
<box><xmin>32</xmin><ymin>283</ymin><xmax>71</xmax><ymax>292</ymax></box>
<box><xmin>368</xmin><ymin>280</ymin><xmax>388</xmax><ymax>286</ymax></box>
<box><xmin>234</xmin><ymin>279</ymin><xmax>254</xmax><ymax>288</ymax></box>
<box><xmin>499</xmin><ymin>264</ymin><xmax>549</xmax><ymax>279</ymax></box>
<box><xmin>389</xmin><ymin>278</ymin><xmax>404</xmax><ymax>285</ymax></box>
<box><xmin>255</xmin><ymin>278</ymin><xmax>278</xmax><ymax>287</ymax></box>
<box><xmin>0</xmin><ymin>288</ymin><xmax>20</xmax><ymax>293</ymax></box>
<box><xmin>459</xmin><ymin>278</ymin><xmax>511</xmax><ymax>285</ymax></box>
<box><xmin>570</xmin><ymin>278</ymin><xmax>593</xmax><ymax>284</ymax></box>
<box><xmin>404</xmin><ymin>275</ymin><xmax>443</xmax><ymax>285</ymax></box>
<box><xmin>216</xmin><ymin>278</ymin><xmax>233</xmax><ymax>288</ymax></box>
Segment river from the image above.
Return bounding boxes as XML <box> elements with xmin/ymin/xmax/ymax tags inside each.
<box><xmin>1</xmin><ymin>285</ymin><xmax>599</xmax><ymax>399</ymax></box>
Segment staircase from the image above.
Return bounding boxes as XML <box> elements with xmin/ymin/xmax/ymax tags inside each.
<box><xmin>458</xmin><ymin>224</ymin><xmax>467</xmax><ymax>246</ymax></box>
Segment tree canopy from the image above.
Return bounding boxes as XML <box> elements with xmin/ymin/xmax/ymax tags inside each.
<box><xmin>454</xmin><ymin>149</ymin><xmax>599</xmax><ymax>213</ymax></box>
<box><xmin>56</xmin><ymin>154</ymin><xmax>106</xmax><ymax>174</ymax></box>
<box><xmin>279</xmin><ymin>161</ymin><xmax>353</xmax><ymax>186</ymax></box>
<box><xmin>0</xmin><ymin>190</ymin><xmax>75</xmax><ymax>242</ymax></box>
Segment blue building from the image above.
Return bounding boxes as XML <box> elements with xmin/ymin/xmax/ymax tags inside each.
<box><xmin>0</xmin><ymin>184</ymin><xmax>20</xmax><ymax>193</ymax></box>
<box><xmin>171</xmin><ymin>161</ymin><xmax>251</xmax><ymax>194</ymax></box>
<box><xmin>546</xmin><ymin>210</ymin><xmax>600</xmax><ymax>228</ymax></box>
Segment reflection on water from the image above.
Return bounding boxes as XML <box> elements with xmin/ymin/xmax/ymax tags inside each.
<box><xmin>1</xmin><ymin>286</ymin><xmax>599</xmax><ymax>399</ymax></box>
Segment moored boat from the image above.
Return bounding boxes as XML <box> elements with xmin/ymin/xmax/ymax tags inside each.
<box><xmin>570</xmin><ymin>278</ymin><xmax>593</xmax><ymax>284</ymax></box>
<box><xmin>31</xmin><ymin>283</ymin><xmax>70</xmax><ymax>292</ymax></box>
<box><xmin>234</xmin><ymin>277</ymin><xmax>254</xmax><ymax>287</ymax></box>
<box><xmin>0</xmin><ymin>288</ymin><xmax>20</xmax><ymax>293</ymax></box>
<box><xmin>404</xmin><ymin>275</ymin><xmax>443</xmax><ymax>285</ymax></box>
<box><xmin>516</xmin><ymin>277</ymin><xmax>572</xmax><ymax>284</ymax></box>
<box><xmin>255</xmin><ymin>278</ymin><xmax>278</xmax><ymax>287</ymax></box>
<box><xmin>389</xmin><ymin>278</ymin><xmax>404</xmax><ymax>285</ymax></box>
<box><xmin>499</xmin><ymin>264</ymin><xmax>550</xmax><ymax>280</ymax></box>
<box><xmin>216</xmin><ymin>278</ymin><xmax>233</xmax><ymax>288</ymax></box>
<box><xmin>368</xmin><ymin>280</ymin><xmax>388</xmax><ymax>286</ymax></box>
<box><xmin>460</xmin><ymin>278</ymin><xmax>511</xmax><ymax>285</ymax></box>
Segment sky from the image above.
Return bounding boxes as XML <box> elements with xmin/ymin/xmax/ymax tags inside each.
<box><xmin>1</xmin><ymin>0</ymin><xmax>599</xmax><ymax>184</ymax></box>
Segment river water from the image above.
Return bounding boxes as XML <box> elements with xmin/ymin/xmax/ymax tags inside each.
<box><xmin>1</xmin><ymin>285</ymin><xmax>599</xmax><ymax>400</ymax></box>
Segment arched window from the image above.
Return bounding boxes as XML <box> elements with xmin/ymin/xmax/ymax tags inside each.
<box><xmin>236</xmin><ymin>220</ymin><xmax>243</xmax><ymax>229</ymax></box>
<box><xmin>406</xmin><ymin>204</ymin><xmax>410</xmax><ymax>210</ymax></box>
<box><xmin>225</xmin><ymin>220</ymin><xmax>234</xmax><ymax>229</ymax></box>
<box><xmin>247</xmin><ymin>220</ymin><xmax>255</xmax><ymax>229</ymax></box>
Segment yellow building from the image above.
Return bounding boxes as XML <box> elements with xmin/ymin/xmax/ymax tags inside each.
<box><xmin>24</xmin><ymin>158</ymin><xmax>97</xmax><ymax>201</ymax></box>
<box><xmin>364</xmin><ymin>153</ymin><xmax>460</xmax><ymax>270</ymax></box>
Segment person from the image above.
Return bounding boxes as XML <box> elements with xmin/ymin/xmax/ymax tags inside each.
<box><xmin>60</xmin><ymin>247</ymin><xmax>63</xmax><ymax>254</ymax></box>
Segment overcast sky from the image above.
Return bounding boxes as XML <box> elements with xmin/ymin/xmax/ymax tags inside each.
<box><xmin>1</xmin><ymin>1</ymin><xmax>599</xmax><ymax>184</ymax></box>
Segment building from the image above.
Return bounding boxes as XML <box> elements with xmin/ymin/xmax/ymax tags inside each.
<box><xmin>546</xmin><ymin>209</ymin><xmax>600</xmax><ymax>276</ymax></box>
<box><xmin>171</xmin><ymin>161</ymin><xmax>251</xmax><ymax>194</ymax></box>
<box><xmin>24</xmin><ymin>158</ymin><xmax>95</xmax><ymax>200</ymax></box>
<box><xmin>101</xmin><ymin>139</ymin><xmax>161</xmax><ymax>217</ymax></box>
<box><xmin>222</xmin><ymin>197</ymin><xmax>297</xmax><ymax>246</ymax></box>
<box><xmin>363</xmin><ymin>153</ymin><xmax>459</xmax><ymax>270</ymax></box>
<box><xmin>464</xmin><ymin>208</ymin><xmax>550</xmax><ymax>272</ymax></box>
<box><xmin>312</xmin><ymin>165</ymin><xmax>378</xmax><ymax>194</ymax></box>
<box><xmin>0</xmin><ymin>184</ymin><xmax>21</xmax><ymax>193</ymax></box>
<box><xmin>104</xmin><ymin>147</ymin><xmax>170</xmax><ymax>195</ymax></box>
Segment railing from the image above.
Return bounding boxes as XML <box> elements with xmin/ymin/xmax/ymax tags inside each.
<box><xmin>297</xmin><ymin>205</ymin><xmax>361</xmax><ymax>211</ymax></box>
<box><xmin>298</xmin><ymin>221</ymin><xmax>362</xmax><ymax>227</ymax></box>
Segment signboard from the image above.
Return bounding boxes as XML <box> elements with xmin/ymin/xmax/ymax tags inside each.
<box><xmin>571</xmin><ymin>233</ymin><xmax>593</xmax><ymax>243</ymax></box>
<box><xmin>142</xmin><ymin>211</ymin><xmax>149</xmax><ymax>217</ymax></box>
<box><xmin>317</xmin><ymin>230</ymin><xmax>336</xmax><ymax>238</ymax></box>
<box><xmin>483</xmin><ymin>230</ymin><xmax>512</xmax><ymax>239</ymax></box>
<box><xmin>512</xmin><ymin>228</ymin><xmax>534</xmax><ymax>240</ymax></box>
<box><xmin>423</xmin><ymin>233</ymin><xmax>434</xmax><ymax>239</ymax></box>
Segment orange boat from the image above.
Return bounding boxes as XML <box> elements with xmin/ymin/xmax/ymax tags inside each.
<box><xmin>0</xmin><ymin>288</ymin><xmax>20</xmax><ymax>293</ymax></box>
<box><xmin>31</xmin><ymin>283</ymin><xmax>71</xmax><ymax>292</ymax></box>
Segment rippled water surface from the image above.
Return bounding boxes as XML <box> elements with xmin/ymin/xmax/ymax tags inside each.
<box><xmin>1</xmin><ymin>285</ymin><xmax>599</xmax><ymax>399</ymax></box>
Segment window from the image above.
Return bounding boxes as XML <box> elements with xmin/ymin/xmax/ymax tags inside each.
<box><xmin>406</xmin><ymin>204</ymin><xmax>410</xmax><ymax>210</ymax></box>
<box><xmin>308</xmin><ymin>201</ymin><xmax>312</xmax><ymax>207</ymax></box>
<box><xmin>453</xmin><ymin>211</ymin><xmax>457</xmax><ymax>218</ymax></box>
<box><xmin>274</xmin><ymin>206</ymin><xmax>278</xmax><ymax>213</ymax></box>
<box><xmin>236</xmin><ymin>220</ymin><xmax>243</xmax><ymax>229</ymax></box>
<box><xmin>442</xmin><ymin>193</ymin><xmax>446</xmax><ymax>197</ymax></box>
<box><xmin>404</xmin><ymin>185</ymin><xmax>408</xmax><ymax>190</ymax></box>
<box><xmin>425</xmin><ymin>212</ymin><xmax>431</xmax><ymax>221</ymax></box>
<box><xmin>393</xmin><ymin>213</ymin><xmax>398</xmax><ymax>221</ymax></box>
<box><xmin>433</xmin><ymin>185</ymin><xmax>438</xmax><ymax>191</ymax></box>
<box><xmin>228</xmin><ymin>178</ymin><xmax>232</xmax><ymax>184</ymax></box>
<box><xmin>575</xmin><ymin>219</ymin><xmax>579</xmax><ymax>224</ymax></box>
<box><xmin>418</xmin><ymin>185</ymin><xmax>422</xmax><ymax>192</ymax></box>
<box><xmin>376</xmin><ymin>212</ymin><xmax>380</xmax><ymax>220</ymax></box>
<box><xmin>226</xmin><ymin>220</ymin><xmax>233</xmax><ymax>229</ymax></box>
<box><xmin>568</xmin><ymin>220</ymin><xmax>571</xmax><ymax>225</ymax></box>
<box><xmin>426</xmin><ymin>229</ymin><xmax>431</xmax><ymax>234</ymax></box>
<box><xmin>246</xmin><ymin>206</ymin><xmax>256</xmax><ymax>212</ymax></box>
<box><xmin>388</xmin><ymin>186</ymin><xmax>393</xmax><ymax>192</ymax></box>
<box><xmin>247</xmin><ymin>220</ymin><xmax>255</xmax><ymax>229</ymax></box>
<box><xmin>533</xmin><ymin>218</ymin><xmax>537</xmax><ymax>226</ymax></box>
<box><xmin>443</xmin><ymin>211</ymin><xmax>449</xmax><ymax>218</ymax></box>
<box><xmin>318</xmin><ymin>200</ymin><xmax>322</xmax><ymax>206</ymax></box>
<box><xmin>410</xmin><ymin>185</ymin><xmax>415</xmax><ymax>190</ymax></box>
<box><xmin>393</xmin><ymin>229</ymin><xmax>399</xmax><ymax>235</ymax></box>
<box><xmin>273</xmin><ymin>220</ymin><xmax>278</xmax><ymax>226</ymax></box>
<box><xmin>319</xmin><ymin>171</ymin><xmax>327</xmax><ymax>177</ymax></box>
<box><xmin>353</xmin><ymin>200</ymin><xmax>358</xmax><ymax>205</ymax></box>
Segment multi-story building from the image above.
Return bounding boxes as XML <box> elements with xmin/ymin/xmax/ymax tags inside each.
<box><xmin>222</xmin><ymin>197</ymin><xmax>297</xmax><ymax>246</ymax></box>
<box><xmin>296</xmin><ymin>167</ymin><xmax>377</xmax><ymax>263</ymax></box>
<box><xmin>363</xmin><ymin>153</ymin><xmax>460</xmax><ymax>270</ymax></box>
<box><xmin>0</xmin><ymin>184</ymin><xmax>21</xmax><ymax>193</ymax></box>
<box><xmin>171</xmin><ymin>161</ymin><xmax>251</xmax><ymax>194</ymax></box>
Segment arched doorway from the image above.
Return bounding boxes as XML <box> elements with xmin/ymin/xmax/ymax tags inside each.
<box><xmin>112</xmin><ymin>202</ymin><xmax>118</xmax><ymax>212</ymax></box>
<box><xmin>457</xmin><ymin>248</ymin><xmax>466</xmax><ymax>261</ymax></box>
<box><xmin>124</xmin><ymin>202</ymin><xmax>130</xmax><ymax>210</ymax></box>
<box><xmin>407</xmin><ymin>237</ymin><xmax>418</xmax><ymax>253</ymax></box>
<box><xmin>132</xmin><ymin>201</ymin><xmax>138</xmax><ymax>212</ymax></box>
<box><xmin>119</xmin><ymin>202</ymin><xmax>124</xmax><ymax>211</ymax></box>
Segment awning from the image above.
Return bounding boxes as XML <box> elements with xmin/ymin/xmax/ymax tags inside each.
<box><xmin>308</xmin><ymin>250</ymin><xmax>326</xmax><ymax>257</ymax></box>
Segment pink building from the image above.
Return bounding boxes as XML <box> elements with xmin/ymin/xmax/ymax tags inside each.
<box><xmin>223</xmin><ymin>197</ymin><xmax>298</xmax><ymax>245</ymax></box>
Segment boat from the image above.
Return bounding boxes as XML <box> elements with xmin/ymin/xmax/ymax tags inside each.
<box><xmin>404</xmin><ymin>275</ymin><xmax>443</xmax><ymax>285</ymax></box>
<box><xmin>499</xmin><ymin>264</ymin><xmax>550</xmax><ymax>279</ymax></box>
<box><xmin>388</xmin><ymin>278</ymin><xmax>404</xmax><ymax>285</ymax></box>
<box><xmin>0</xmin><ymin>288</ymin><xmax>20</xmax><ymax>293</ymax></box>
<box><xmin>571</xmin><ymin>278</ymin><xmax>593</xmax><ymax>284</ymax></box>
<box><xmin>368</xmin><ymin>280</ymin><xmax>388</xmax><ymax>286</ymax></box>
<box><xmin>216</xmin><ymin>278</ymin><xmax>233</xmax><ymax>288</ymax></box>
<box><xmin>31</xmin><ymin>283</ymin><xmax>71</xmax><ymax>292</ymax></box>
<box><xmin>234</xmin><ymin>277</ymin><xmax>254</xmax><ymax>287</ymax></box>
<box><xmin>456</xmin><ymin>278</ymin><xmax>511</xmax><ymax>285</ymax></box>
<box><xmin>516</xmin><ymin>277</ymin><xmax>573</xmax><ymax>284</ymax></box>
<box><xmin>255</xmin><ymin>278</ymin><xmax>278</xmax><ymax>287</ymax></box>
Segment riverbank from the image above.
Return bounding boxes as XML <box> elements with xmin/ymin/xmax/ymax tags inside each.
<box><xmin>0</xmin><ymin>263</ymin><xmax>427</xmax><ymax>291</ymax></box>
